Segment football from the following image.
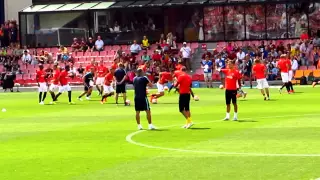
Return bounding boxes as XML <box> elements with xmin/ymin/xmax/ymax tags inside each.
<box><xmin>164</xmin><ymin>86</ymin><xmax>169</xmax><ymax>91</ymax></box>
<box><xmin>194</xmin><ymin>95</ymin><xmax>199</xmax><ymax>101</ymax></box>
<box><xmin>125</xmin><ymin>100</ymin><xmax>131</xmax><ymax>106</ymax></box>
<box><xmin>219</xmin><ymin>85</ymin><xmax>224</xmax><ymax>89</ymax></box>
<box><xmin>152</xmin><ymin>98</ymin><xmax>158</xmax><ymax>104</ymax></box>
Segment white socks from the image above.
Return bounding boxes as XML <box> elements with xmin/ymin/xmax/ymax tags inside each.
<box><xmin>234</xmin><ymin>112</ymin><xmax>238</xmax><ymax>119</ymax></box>
<box><xmin>226</xmin><ymin>113</ymin><xmax>230</xmax><ymax>119</ymax></box>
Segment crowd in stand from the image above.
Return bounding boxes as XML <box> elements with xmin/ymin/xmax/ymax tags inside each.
<box><xmin>200</xmin><ymin>35</ymin><xmax>320</xmax><ymax>88</ymax></box>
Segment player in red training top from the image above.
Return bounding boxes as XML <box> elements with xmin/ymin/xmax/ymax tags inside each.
<box><xmin>85</xmin><ymin>60</ymin><xmax>96</xmax><ymax>72</ymax></box>
<box><xmin>101</xmin><ymin>68</ymin><xmax>115</xmax><ymax>104</ymax></box>
<box><xmin>220</xmin><ymin>60</ymin><xmax>242</xmax><ymax>121</ymax></box>
<box><xmin>150</xmin><ymin>69</ymin><xmax>173</xmax><ymax>102</ymax></box>
<box><xmin>277</xmin><ymin>55</ymin><xmax>291</xmax><ymax>94</ymax></box>
<box><xmin>168</xmin><ymin>68</ymin><xmax>184</xmax><ymax>93</ymax></box>
<box><xmin>95</xmin><ymin>60</ymin><xmax>108</xmax><ymax>96</ymax></box>
<box><xmin>175</xmin><ymin>67</ymin><xmax>194</xmax><ymax>129</ymax></box>
<box><xmin>49</xmin><ymin>64</ymin><xmax>60</xmax><ymax>104</ymax></box>
<box><xmin>252</xmin><ymin>59</ymin><xmax>270</xmax><ymax>100</ymax></box>
<box><xmin>36</xmin><ymin>64</ymin><xmax>48</xmax><ymax>105</ymax></box>
<box><xmin>53</xmin><ymin>65</ymin><xmax>74</xmax><ymax>104</ymax></box>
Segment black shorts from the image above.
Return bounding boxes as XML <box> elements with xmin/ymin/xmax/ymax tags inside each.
<box><xmin>225</xmin><ymin>90</ymin><xmax>237</xmax><ymax>105</ymax></box>
<box><xmin>179</xmin><ymin>93</ymin><xmax>190</xmax><ymax>112</ymax></box>
<box><xmin>135</xmin><ymin>97</ymin><xmax>150</xmax><ymax>111</ymax></box>
<box><xmin>116</xmin><ymin>84</ymin><xmax>126</xmax><ymax>93</ymax></box>
<box><xmin>313</xmin><ymin>79</ymin><xmax>320</xmax><ymax>83</ymax></box>
<box><xmin>84</xmin><ymin>83</ymin><xmax>92</xmax><ymax>91</ymax></box>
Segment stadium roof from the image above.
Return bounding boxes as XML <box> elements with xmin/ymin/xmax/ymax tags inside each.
<box><xmin>21</xmin><ymin>0</ymin><xmax>311</xmax><ymax>12</ymax></box>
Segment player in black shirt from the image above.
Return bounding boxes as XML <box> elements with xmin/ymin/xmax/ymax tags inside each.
<box><xmin>114</xmin><ymin>63</ymin><xmax>128</xmax><ymax>105</ymax></box>
<box><xmin>133</xmin><ymin>68</ymin><xmax>155</xmax><ymax>130</ymax></box>
<box><xmin>78</xmin><ymin>67</ymin><xmax>94</xmax><ymax>101</ymax></box>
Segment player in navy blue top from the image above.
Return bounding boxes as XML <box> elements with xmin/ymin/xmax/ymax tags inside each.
<box><xmin>133</xmin><ymin>68</ymin><xmax>156</xmax><ymax>130</ymax></box>
<box><xmin>114</xmin><ymin>63</ymin><xmax>128</xmax><ymax>105</ymax></box>
<box><xmin>78</xmin><ymin>67</ymin><xmax>95</xmax><ymax>101</ymax></box>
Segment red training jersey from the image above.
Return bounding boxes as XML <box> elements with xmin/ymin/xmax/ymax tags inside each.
<box><xmin>278</xmin><ymin>58</ymin><xmax>289</xmax><ymax>73</ymax></box>
<box><xmin>104</xmin><ymin>73</ymin><xmax>113</xmax><ymax>86</ymax></box>
<box><xmin>59</xmin><ymin>70</ymin><xmax>69</xmax><ymax>86</ymax></box>
<box><xmin>175</xmin><ymin>64</ymin><xmax>183</xmax><ymax>70</ymax></box>
<box><xmin>97</xmin><ymin>65</ymin><xmax>108</xmax><ymax>77</ymax></box>
<box><xmin>36</xmin><ymin>69</ymin><xmax>46</xmax><ymax>83</ymax></box>
<box><xmin>252</xmin><ymin>63</ymin><xmax>266</xmax><ymax>79</ymax></box>
<box><xmin>138</xmin><ymin>64</ymin><xmax>147</xmax><ymax>72</ymax></box>
<box><xmin>85</xmin><ymin>64</ymin><xmax>96</xmax><ymax>72</ymax></box>
<box><xmin>159</xmin><ymin>72</ymin><xmax>172</xmax><ymax>84</ymax></box>
<box><xmin>177</xmin><ymin>73</ymin><xmax>192</xmax><ymax>94</ymax></box>
<box><xmin>174</xmin><ymin>70</ymin><xmax>184</xmax><ymax>78</ymax></box>
<box><xmin>111</xmin><ymin>62</ymin><xmax>118</xmax><ymax>70</ymax></box>
<box><xmin>52</xmin><ymin>69</ymin><xmax>60</xmax><ymax>85</ymax></box>
<box><xmin>221</xmin><ymin>68</ymin><xmax>241</xmax><ymax>90</ymax></box>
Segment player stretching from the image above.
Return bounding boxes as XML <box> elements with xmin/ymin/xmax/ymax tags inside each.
<box><xmin>96</xmin><ymin>60</ymin><xmax>108</xmax><ymax>96</ymax></box>
<box><xmin>278</xmin><ymin>55</ymin><xmax>291</xmax><ymax>94</ymax></box>
<box><xmin>133</xmin><ymin>68</ymin><xmax>156</xmax><ymax>130</ymax></box>
<box><xmin>78</xmin><ymin>67</ymin><xmax>95</xmax><ymax>101</ymax></box>
<box><xmin>114</xmin><ymin>63</ymin><xmax>128</xmax><ymax>105</ymax></box>
<box><xmin>150</xmin><ymin>70</ymin><xmax>173</xmax><ymax>102</ymax></box>
<box><xmin>49</xmin><ymin>64</ymin><xmax>60</xmax><ymax>104</ymax></box>
<box><xmin>252</xmin><ymin>59</ymin><xmax>270</xmax><ymax>100</ymax></box>
<box><xmin>36</xmin><ymin>64</ymin><xmax>48</xmax><ymax>105</ymax></box>
<box><xmin>220</xmin><ymin>60</ymin><xmax>241</xmax><ymax>121</ymax></box>
<box><xmin>168</xmin><ymin>68</ymin><xmax>184</xmax><ymax>93</ymax></box>
<box><xmin>312</xmin><ymin>79</ymin><xmax>320</xmax><ymax>87</ymax></box>
<box><xmin>101</xmin><ymin>68</ymin><xmax>115</xmax><ymax>104</ymax></box>
<box><xmin>175</xmin><ymin>67</ymin><xmax>193</xmax><ymax>129</ymax></box>
<box><xmin>54</xmin><ymin>65</ymin><xmax>74</xmax><ymax>104</ymax></box>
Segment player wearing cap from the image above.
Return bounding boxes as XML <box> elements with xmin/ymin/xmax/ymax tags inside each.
<box><xmin>220</xmin><ymin>60</ymin><xmax>242</xmax><ymax>121</ymax></box>
<box><xmin>36</xmin><ymin>64</ymin><xmax>48</xmax><ymax>105</ymax></box>
<box><xmin>133</xmin><ymin>68</ymin><xmax>156</xmax><ymax>130</ymax></box>
<box><xmin>101</xmin><ymin>68</ymin><xmax>115</xmax><ymax>104</ymax></box>
<box><xmin>175</xmin><ymin>67</ymin><xmax>194</xmax><ymax>129</ymax></box>
<box><xmin>252</xmin><ymin>59</ymin><xmax>270</xmax><ymax>100</ymax></box>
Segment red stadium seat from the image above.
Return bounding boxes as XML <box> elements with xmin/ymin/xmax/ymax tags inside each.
<box><xmin>299</xmin><ymin>66</ymin><xmax>307</xmax><ymax>70</ymax></box>
<box><xmin>308</xmin><ymin>66</ymin><xmax>316</xmax><ymax>70</ymax></box>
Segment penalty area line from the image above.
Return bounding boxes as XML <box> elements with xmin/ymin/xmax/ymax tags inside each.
<box><xmin>126</xmin><ymin>113</ymin><xmax>320</xmax><ymax>157</ymax></box>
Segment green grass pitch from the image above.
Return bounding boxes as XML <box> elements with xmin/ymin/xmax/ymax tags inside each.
<box><xmin>1</xmin><ymin>87</ymin><xmax>320</xmax><ymax>180</ymax></box>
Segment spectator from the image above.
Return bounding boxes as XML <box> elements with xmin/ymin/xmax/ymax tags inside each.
<box><xmin>87</xmin><ymin>37</ymin><xmax>95</xmax><ymax>52</ymax></box>
<box><xmin>130</xmin><ymin>40</ymin><xmax>141</xmax><ymax>56</ymax></box>
<box><xmin>276</xmin><ymin>41</ymin><xmax>285</xmax><ymax>53</ymax></box>
<box><xmin>95</xmin><ymin>36</ymin><xmax>104</xmax><ymax>51</ymax></box>
<box><xmin>171</xmin><ymin>36</ymin><xmax>177</xmax><ymax>49</ymax></box>
<box><xmin>180</xmin><ymin>42</ymin><xmax>192</xmax><ymax>72</ymax></box>
<box><xmin>313</xmin><ymin>36</ymin><xmax>320</xmax><ymax>47</ymax></box>
<box><xmin>291</xmin><ymin>56</ymin><xmax>299</xmax><ymax>73</ymax></box>
<box><xmin>201</xmin><ymin>48</ymin><xmax>212</xmax><ymax>60</ymax></box>
<box><xmin>300</xmin><ymin>30</ymin><xmax>309</xmax><ymax>41</ymax></box>
<box><xmin>141</xmin><ymin>51</ymin><xmax>151</xmax><ymax>62</ymax></box>
<box><xmin>22</xmin><ymin>50</ymin><xmax>32</xmax><ymax>64</ymax></box>
<box><xmin>152</xmin><ymin>50</ymin><xmax>161</xmax><ymax>66</ymax></box>
<box><xmin>141</xmin><ymin>36</ymin><xmax>149</xmax><ymax>50</ymax></box>
<box><xmin>215</xmin><ymin>54</ymin><xmax>226</xmax><ymax>85</ymax></box>
<box><xmin>236</xmin><ymin>49</ymin><xmax>245</xmax><ymax>62</ymax></box>
<box><xmin>113</xmin><ymin>22</ymin><xmax>121</xmax><ymax>32</ymax></box>
<box><xmin>160</xmin><ymin>40</ymin><xmax>169</xmax><ymax>52</ymax></box>
<box><xmin>201</xmin><ymin>55</ymin><xmax>213</xmax><ymax>88</ymax></box>
<box><xmin>80</xmin><ymin>38</ymin><xmax>87</xmax><ymax>52</ymax></box>
<box><xmin>71</xmin><ymin>38</ymin><xmax>81</xmax><ymax>52</ymax></box>
<box><xmin>45</xmin><ymin>64</ymin><xmax>53</xmax><ymax>77</ymax></box>
<box><xmin>9</xmin><ymin>21</ymin><xmax>18</xmax><ymax>48</ymax></box>
<box><xmin>226</xmin><ymin>42</ymin><xmax>234</xmax><ymax>53</ymax></box>
<box><xmin>77</xmin><ymin>64</ymin><xmax>85</xmax><ymax>77</ymax></box>
<box><xmin>258</xmin><ymin>41</ymin><xmax>265</xmax><ymax>53</ymax></box>
<box><xmin>57</xmin><ymin>45</ymin><xmax>70</xmax><ymax>62</ymax></box>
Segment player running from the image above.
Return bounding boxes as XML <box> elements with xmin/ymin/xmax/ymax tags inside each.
<box><xmin>96</xmin><ymin>60</ymin><xmax>108</xmax><ymax>96</ymax></box>
<box><xmin>150</xmin><ymin>69</ymin><xmax>173</xmax><ymax>102</ymax></box>
<box><xmin>49</xmin><ymin>64</ymin><xmax>60</xmax><ymax>104</ymax></box>
<box><xmin>220</xmin><ymin>60</ymin><xmax>242</xmax><ymax>121</ymax></box>
<box><xmin>252</xmin><ymin>59</ymin><xmax>270</xmax><ymax>100</ymax></box>
<box><xmin>78</xmin><ymin>67</ymin><xmax>95</xmax><ymax>101</ymax></box>
<box><xmin>312</xmin><ymin>79</ymin><xmax>320</xmax><ymax>88</ymax></box>
<box><xmin>133</xmin><ymin>68</ymin><xmax>156</xmax><ymax>130</ymax></box>
<box><xmin>36</xmin><ymin>64</ymin><xmax>48</xmax><ymax>105</ymax></box>
<box><xmin>175</xmin><ymin>67</ymin><xmax>193</xmax><ymax>129</ymax></box>
<box><xmin>100</xmin><ymin>68</ymin><xmax>115</xmax><ymax>104</ymax></box>
<box><xmin>278</xmin><ymin>55</ymin><xmax>291</xmax><ymax>94</ymax></box>
<box><xmin>53</xmin><ymin>65</ymin><xmax>74</xmax><ymax>104</ymax></box>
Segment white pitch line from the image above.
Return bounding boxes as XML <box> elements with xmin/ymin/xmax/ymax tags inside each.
<box><xmin>126</xmin><ymin>113</ymin><xmax>320</xmax><ymax>157</ymax></box>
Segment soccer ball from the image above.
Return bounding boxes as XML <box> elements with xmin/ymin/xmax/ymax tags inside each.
<box><xmin>164</xmin><ymin>86</ymin><xmax>169</xmax><ymax>91</ymax></box>
<box><xmin>2</xmin><ymin>108</ymin><xmax>6</xmax><ymax>112</ymax></box>
<box><xmin>125</xmin><ymin>100</ymin><xmax>131</xmax><ymax>106</ymax></box>
<box><xmin>194</xmin><ymin>95</ymin><xmax>199</xmax><ymax>101</ymax></box>
<box><xmin>152</xmin><ymin>98</ymin><xmax>158</xmax><ymax>104</ymax></box>
<box><xmin>219</xmin><ymin>85</ymin><xmax>224</xmax><ymax>89</ymax></box>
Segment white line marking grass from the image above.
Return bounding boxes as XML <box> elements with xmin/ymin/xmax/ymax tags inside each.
<box><xmin>126</xmin><ymin>114</ymin><xmax>320</xmax><ymax>157</ymax></box>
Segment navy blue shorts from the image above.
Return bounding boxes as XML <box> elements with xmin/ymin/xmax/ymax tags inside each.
<box><xmin>134</xmin><ymin>97</ymin><xmax>150</xmax><ymax>111</ymax></box>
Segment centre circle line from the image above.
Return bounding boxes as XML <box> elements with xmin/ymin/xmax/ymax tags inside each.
<box><xmin>126</xmin><ymin>113</ymin><xmax>320</xmax><ymax>157</ymax></box>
